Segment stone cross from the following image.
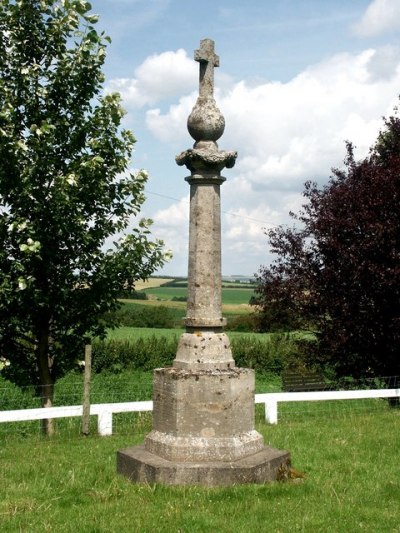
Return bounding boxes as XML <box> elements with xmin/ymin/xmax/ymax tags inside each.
<box><xmin>195</xmin><ymin>38</ymin><xmax>219</xmax><ymax>99</ymax></box>
<box><xmin>117</xmin><ymin>39</ymin><xmax>290</xmax><ymax>486</ymax></box>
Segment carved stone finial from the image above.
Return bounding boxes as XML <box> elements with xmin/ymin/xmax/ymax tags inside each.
<box><xmin>177</xmin><ymin>38</ymin><xmax>237</xmax><ymax>173</ymax></box>
<box><xmin>187</xmin><ymin>38</ymin><xmax>225</xmax><ymax>145</ymax></box>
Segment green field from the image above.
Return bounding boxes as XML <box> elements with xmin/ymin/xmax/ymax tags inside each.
<box><xmin>143</xmin><ymin>285</ymin><xmax>254</xmax><ymax>306</ymax></box>
<box><xmin>1</xmin><ymin>404</ymin><xmax>399</xmax><ymax>532</ymax></box>
<box><xmin>107</xmin><ymin>326</ymin><xmax>182</xmax><ymax>341</ymax></box>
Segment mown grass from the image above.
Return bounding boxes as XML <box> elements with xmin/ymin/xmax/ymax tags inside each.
<box><xmin>1</xmin><ymin>404</ymin><xmax>399</xmax><ymax>532</ymax></box>
<box><xmin>107</xmin><ymin>326</ymin><xmax>181</xmax><ymax>341</ymax></box>
<box><xmin>2</xmin><ymin>320</ymin><xmax>398</xmax><ymax>531</ymax></box>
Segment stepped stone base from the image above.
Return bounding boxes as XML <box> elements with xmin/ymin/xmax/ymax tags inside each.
<box><xmin>117</xmin><ymin>366</ymin><xmax>290</xmax><ymax>486</ymax></box>
<box><xmin>117</xmin><ymin>444</ymin><xmax>290</xmax><ymax>486</ymax></box>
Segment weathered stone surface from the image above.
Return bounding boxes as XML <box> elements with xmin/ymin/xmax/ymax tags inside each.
<box><xmin>176</xmin><ymin>146</ymin><xmax>237</xmax><ymax>173</ymax></box>
<box><xmin>117</xmin><ymin>445</ymin><xmax>290</xmax><ymax>486</ymax></box>
<box><xmin>184</xmin><ymin>179</ymin><xmax>224</xmax><ymax>330</ymax></box>
<box><xmin>173</xmin><ymin>332</ymin><xmax>234</xmax><ymax>370</ymax></box>
<box><xmin>188</xmin><ymin>97</ymin><xmax>225</xmax><ymax>143</ymax></box>
<box><xmin>194</xmin><ymin>38</ymin><xmax>219</xmax><ymax>99</ymax></box>
<box><xmin>187</xmin><ymin>39</ymin><xmax>224</xmax><ymax>144</ymax></box>
<box><xmin>145</xmin><ymin>367</ymin><xmax>263</xmax><ymax>461</ymax></box>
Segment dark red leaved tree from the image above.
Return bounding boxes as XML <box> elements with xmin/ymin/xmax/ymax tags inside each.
<box><xmin>254</xmin><ymin>109</ymin><xmax>400</xmax><ymax>379</ymax></box>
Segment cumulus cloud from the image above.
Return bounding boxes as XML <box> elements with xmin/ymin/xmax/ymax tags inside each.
<box><xmin>148</xmin><ymin>48</ymin><xmax>400</xmax><ymax>193</ymax></box>
<box><xmin>110</xmin><ymin>43</ymin><xmax>400</xmax><ymax>274</ymax></box>
<box><xmin>107</xmin><ymin>49</ymin><xmax>197</xmax><ymax>107</ymax></box>
<box><xmin>353</xmin><ymin>0</ymin><xmax>400</xmax><ymax>37</ymax></box>
<box><xmin>152</xmin><ymin>195</ymin><xmax>190</xmax><ymax>257</ymax></box>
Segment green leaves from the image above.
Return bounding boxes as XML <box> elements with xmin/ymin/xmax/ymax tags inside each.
<box><xmin>0</xmin><ymin>0</ymin><xmax>166</xmax><ymax>388</ymax></box>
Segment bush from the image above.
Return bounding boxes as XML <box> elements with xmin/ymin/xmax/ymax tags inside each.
<box><xmin>231</xmin><ymin>333</ymin><xmax>301</xmax><ymax>373</ymax></box>
<box><xmin>0</xmin><ymin>375</ymin><xmax>40</xmax><ymax>410</ymax></box>
<box><xmin>104</xmin><ymin>304</ymin><xmax>178</xmax><ymax>329</ymax></box>
<box><xmin>54</xmin><ymin>369</ymin><xmax>153</xmax><ymax>405</ymax></box>
<box><xmin>117</xmin><ymin>290</ymin><xmax>148</xmax><ymax>300</ymax></box>
<box><xmin>92</xmin><ymin>336</ymin><xmax>178</xmax><ymax>373</ymax></box>
<box><xmin>90</xmin><ymin>332</ymin><xmax>310</xmax><ymax>376</ymax></box>
<box><xmin>225</xmin><ymin>314</ymin><xmax>258</xmax><ymax>332</ymax></box>
<box><xmin>255</xmin><ymin>108</ymin><xmax>400</xmax><ymax>379</ymax></box>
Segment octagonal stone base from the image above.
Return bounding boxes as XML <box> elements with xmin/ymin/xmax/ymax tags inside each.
<box><xmin>117</xmin><ymin>366</ymin><xmax>290</xmax><ymax>485</ymax></box>
<box><xmin>117</xmin><ymin>444</ymin><xmax>290</xmax><ymax>486</ymax></box>
<box><xmin>147</xmin><ymin>367</ymin><xmax>263</xmax><ymax>462</ymax></box>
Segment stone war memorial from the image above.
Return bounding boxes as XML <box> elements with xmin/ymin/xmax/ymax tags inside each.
<box><xmin>117</xmin><ymin>39</ymin><xmax>290</xmax><ymax>486</ymax></box>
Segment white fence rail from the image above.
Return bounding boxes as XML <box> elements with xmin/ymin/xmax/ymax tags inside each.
<box><xmin>1</xmin><ymin>388</ymin><xmax>399</xmax><ymax>435</ymax></box>
<box><xmin>0</xmin><ymin>401</ymin><xmax>153</xmax><ymax>436</ymax></box>
<box><xmin>255</xmin><ymin>388</ymin><xmax>400</xmax><ymax>424</ymax></box>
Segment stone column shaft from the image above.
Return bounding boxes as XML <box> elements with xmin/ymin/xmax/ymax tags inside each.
<box><xmin>185</xmin><ymin>176</ymin><xmax>225</xmax><ymax>329</ymax></box>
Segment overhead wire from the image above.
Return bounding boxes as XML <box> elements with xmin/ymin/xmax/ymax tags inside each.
<box><xmin>144</xmin><ymin>188</ymin><xmax>278</xmax><ymax>228</ymax></box>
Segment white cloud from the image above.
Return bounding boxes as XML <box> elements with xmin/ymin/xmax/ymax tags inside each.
<box><xmin>107</xmin><ymin>49</ymin><xmax>197</xmax><ymax>107</ymax></box>
<box><xmin>353</xmin><ymin>0</ymin><xmax>400</xmax><ymax>37</ymax></box>
<box><xmin>152</xmin><ymin>195</ymin><xmax>189</xmax><ymax>257</ymax></box>
<box><xmin>146</xmin><ymin>93</ymin><xmax>196</xmax><ymax>144</ymax></box>
<box><xmin>366</xmin><ymin>45</ymin><xmax>400</xmax><ymax>80</ymax></box>
<box><xmin>115</xmin><ymin>44</ymin><xmax>400</xmax><ymax>275</ymax></box>
<box><xmin>147</xmin><ymin>48</ymin><xmax>400</xmax><ymax>193</ymax></box>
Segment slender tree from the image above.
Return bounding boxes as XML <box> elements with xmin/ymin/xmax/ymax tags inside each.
<box><xmin>0</xmin><ymin>0</ymin><xmax>166</xmax><ymax>433</ymax></box>
<box><xmin>254</xmin><ymin>107</ymin><xmax>400</xmax><ymax>380</ymax></box>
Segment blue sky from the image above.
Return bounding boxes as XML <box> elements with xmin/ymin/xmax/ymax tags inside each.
<box><xmin>92</xmin><ymin>0</ymin><xmax>400</xmax><ymax>276</ymax></box>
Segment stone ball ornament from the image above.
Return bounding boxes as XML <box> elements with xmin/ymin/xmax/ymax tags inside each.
<box><xmin>187</xmin><ymin>97</ymin><xmax>225</xmax><ymax>143</ymax></box>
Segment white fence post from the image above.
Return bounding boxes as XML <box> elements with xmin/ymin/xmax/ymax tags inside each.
<box><xmin>97</xmin><ymin>410</ymin><xmax>112</xmax><ymax>436</ymax></box>
<box><xmin>265</xmin><ymin>399</ymin><xmax>278</xmax><ymax>424</ymax></box>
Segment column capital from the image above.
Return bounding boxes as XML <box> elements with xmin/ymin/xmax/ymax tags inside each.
<box><xmin>176</xmin><ymin>147</ymin><xmax>237</xmax><ymax>173</ymax></box>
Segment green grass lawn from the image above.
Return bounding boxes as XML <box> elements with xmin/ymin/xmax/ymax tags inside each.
<box><xmin>1</xmin><ymin>403</ymin><xmax>399</xmax><ymax>532</ymax></box>
<box><xmin>2</xmin><ymin>321</ymin><xmax>396</xmax><ymax>531</ymax></box>
<box><xmin>107</xmin><ymin>326</ymin><xmax>182</xmax><ymax>341</ymax></box>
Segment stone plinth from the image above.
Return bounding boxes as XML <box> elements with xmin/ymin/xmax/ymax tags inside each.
<box><xmin>173</xmin><ymin>332</ymin><xmax>234</xmax><ymax>370</ymax></box>
<box><xmin>117</xmin><ymin>445</ymin><xmax>290</xmax><ymax>486</ymax></box>
<box><xmin>145</xmin><ymin>368</ymin><xmax>263</xmax><ymax>461</ymax></box>
<box><xmin>116</xmin><ymin>366</ymin><xmax>290</xmax><ymax>485</ymax></box>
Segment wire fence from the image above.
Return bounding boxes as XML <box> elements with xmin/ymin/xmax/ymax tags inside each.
<box><xmin>0</xmin><ymin>373</ymin><xmax>399</xmax><ymax>440</ymax></box>
<box><xmin>0</xmin><ymin>372</ymin><xmax>154</xmax><ymax>439</ymax></box>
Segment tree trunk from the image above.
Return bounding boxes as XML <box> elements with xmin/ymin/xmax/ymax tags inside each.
<box><xmin>36</xmin><ymin>326</ymin><xmax>55</xmax><ymax>437</ymax></box>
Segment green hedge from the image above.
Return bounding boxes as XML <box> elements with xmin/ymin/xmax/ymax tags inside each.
<box><xmin>91</xmin><ymin>333</ymin><xmax>304</xmax><ymax>375</ymax></box>
<box><xmin>92</xmin><ymin>336</ymin><xmax>177</xmax><ymax>373</ymax></box>
<box><xmin>105</xmin><ymin>304</ymin><xmax>180</xmax><ymax>329</ymax></box>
